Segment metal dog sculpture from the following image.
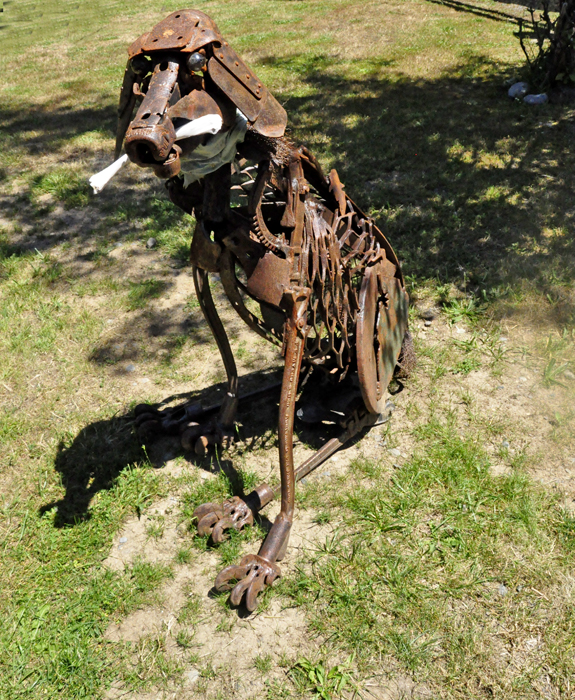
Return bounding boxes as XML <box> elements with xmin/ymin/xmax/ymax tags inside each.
<box><xmin>96</xmin><ymin>9</ymin><xmax>412</xmax><ymax>610</ymax></box>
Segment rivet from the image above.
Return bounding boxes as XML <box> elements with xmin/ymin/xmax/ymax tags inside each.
<box><xmin>219</xmin><ymin>53</ymin><xmax>224</xmax><ymax>59</ymax></box>
<box><xmin>235</xmin><ymin>61</ymin><xmax>239</xmax><ymax>66</ymax></box>
<box><xmin>246</xmin><ymin>74</ymin><xmax>250</xmax><ymax>80</ymax></box>
<box><xmin>258</xmin><ymin>83</ymin><xmax>262</xmax><ymax>88</ymax></box>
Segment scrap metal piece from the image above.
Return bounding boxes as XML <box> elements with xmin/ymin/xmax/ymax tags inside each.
<box><xmin>357</xmin><ymin>263</ymin><xmax>409</xmax><ymax>414</ymax></box>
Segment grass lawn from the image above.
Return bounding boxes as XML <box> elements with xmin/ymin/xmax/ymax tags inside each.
<box><xmin>1</xmin><ymin>0</ymin><xmax>575</xmax><ymax>698</ymax></box>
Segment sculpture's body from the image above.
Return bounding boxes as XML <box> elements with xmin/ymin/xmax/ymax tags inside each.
<box><xmin>110</xmin><ymin>9</ymin><xmax>411</xmax><ymax>610</ymax></box>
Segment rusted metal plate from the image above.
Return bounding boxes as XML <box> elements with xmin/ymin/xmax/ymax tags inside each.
<box><xmin>168</xmin><ymin>90</ymin><xmax>222</xmax><ymax>122</ymax></box>
<box><xmin>208</xmin><ymin>57</ymin><xmax>262</xmax><ymax>123</ymax></box>
<box><xmin>212</xmin><ymin>43</ymin><xmax>264</xmax><ymax>100</ymax></box>
<box><xmin>246</xmin><ymin>251</ymin><xmax>290</xmax><ymax>308</ymax></box>
<box><xmin>208</xmin><ymin>55</ymin><xmax>287</xmax><ymax>137</ymax></box>
<box><xmin>130</xmin><ymin>10</ymin><xmax>221</xmax><ymax>57</ymax></box>
<box><xmin>357</xmin><ymin>264</ymin><xmax>409</xmax><ymax>414</ymax></box>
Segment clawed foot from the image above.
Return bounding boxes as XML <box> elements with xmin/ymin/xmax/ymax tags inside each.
<box><xmin>134</xmin><ymin>402</ymin><xmax>234</xmax><ymax>455</ymax></box>
<box><xmin>193</xmin><ymin>496</ymin><xmax>254</xmax><ymax>542</ymax></box>
<box><xmin>214</xmin><ymin>554</ymin><xmax>280</xmax><ymax>611</ymax></box>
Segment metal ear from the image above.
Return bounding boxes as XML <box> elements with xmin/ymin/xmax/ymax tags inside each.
<box><xmin>115</xmin><ymin>61</ymin><xmax>140</xmax><ymax>160</ymax></box>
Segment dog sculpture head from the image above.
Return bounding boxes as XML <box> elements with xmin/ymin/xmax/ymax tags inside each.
<box><xmin>116</xmin><ymin>9</ymin><xmax>287</xmax><ymax>178</ymax></box>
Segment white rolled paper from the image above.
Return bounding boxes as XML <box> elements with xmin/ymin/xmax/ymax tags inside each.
<box><xmin>175</xmin><ymin>114</ymin><xmax>223</xmax><ymax>140</ymax></box>
<box><xmin>88</xmin><ymin>114</ymin><xmax>224</xmax><ymax>194</ymax></box>
<box><xmin>89</xmin><ymin>154</ymin><xmax>129</xmax><ymax>194</ymax></box>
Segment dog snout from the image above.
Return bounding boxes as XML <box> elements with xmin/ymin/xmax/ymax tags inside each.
<box><xmin>124</xmin><ymin>59</ymin><xmax>179</xmax><ymax>166</ymax></box>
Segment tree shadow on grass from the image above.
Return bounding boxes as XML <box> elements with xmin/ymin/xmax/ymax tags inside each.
<box><xmin>266</xmin><ymin>53</ymin><xmax>575</xmax><ymax>323</ymax></box>
<box><xmin>4</xmin><ymin>52</ymin><xmax>575</xmax><ymax>331</ymax></box>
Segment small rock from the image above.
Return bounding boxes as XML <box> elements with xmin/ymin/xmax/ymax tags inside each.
<box><xmin>508</xmin><ymin>81</ymin><xmax>529</xmax><ymax>99</ymax></box>
<box><xmin>424</xmin><ymin>320</ymin><xmax>432</xmax><ymax>327</ymax></box>
<box><xmin>301</xmin><ymin>477</ymin><xmax>308</xmax><ymax>485</ymax></box>
<box><xmin>519</xmin><ymin>376</ymin><xmax>527</xmax><ymax>382</ymax></box>
<box><xmin>497</xmin><ymin>385</ymin><xmax>504</xmax><ymax>390</ymax></box>
<box><xmin>564</xmin><ymin>369</ymin><xmax>575</xmax><ymax>381</ymax></box>
<box><xmin>125</xmin><ymin>364</ymin><xmax>136</xmax><ymax>373</ymax></box>
<box><xmin>185</xmin><ymin>669</ymin><xmax>200</xmax><ymax>686</ymax></box>
<box><xmin>516</xmin><ymin>585</ymin><xmax>523</xmax><ymax>592</ymax></box>
<box><xmin>386</xmin><ymin>400</ymin><xmax>396</xmax><ymax>413</ymax></box>
<box><xmin>523</xmin><ymin>93</ymin><xmax>548</xmax><ymax>105</ymax></box>
<box><xmin>501</xmin><ymin>440</ymin><xmax>510</xmax><ymax>449</ymax></box>
<box><xmin>119</xmin><ymin>537</ymin><xmax>128</xmax><ymax>543</ymax></box>
<box><xmin>420</xmin><ymin>308</ymin><xmax>438</xmax><ymax>321</ymax></box>
<box><xmin>388</xmin><ymin>447</ymin><xmax>401</xmax><ymax>458</ymax></box>
<box><xmin>146</xmin><ymin>237</ymin><xmax>157</xmax><ymax>249</ymax></box>
<box><xmin>498</xmin><ymin>583</ymin><xmax>508</xmax><ymax>597</ymax></box>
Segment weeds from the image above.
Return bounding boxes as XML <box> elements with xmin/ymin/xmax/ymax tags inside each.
<box><xmin>30</xmin><ymin>168</ymin><xmax>91</xmax><ymax>209</ymax></box>
<box><xmin>290</xmin><ymin>656</ymin><xmax>355</xmax><ymax>700</ymax></box>
<box><xmin>127</xmin><ymin>279</ymin><xmax>167</xmax><ymax>310</ymax></box>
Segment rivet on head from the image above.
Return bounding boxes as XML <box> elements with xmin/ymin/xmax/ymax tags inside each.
<box><xmin>219</xmin><ymin>53</ymin><xmax>224</xmax><ymax>59</ymax></box>
<box><xmin>246</xmin><ymin>75</ymin><xmax>250</xmax><ymax>80</ymax></box>
<box><xmin>235</xmin><ymin>61</ymin><xmax>239</xmax><ymax>66</ymax></box>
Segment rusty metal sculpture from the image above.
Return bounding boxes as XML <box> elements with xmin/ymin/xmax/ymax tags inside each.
<box><xmin>98</xmin><ymin>9</ymin><xmax>412</xmax><ymax>611</ymax></box>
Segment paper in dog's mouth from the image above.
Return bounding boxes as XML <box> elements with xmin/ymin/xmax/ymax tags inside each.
<box><xmin>89</xmin><ymin>114</ymin><xmax>223</xmax><ymax>194</ymax></box>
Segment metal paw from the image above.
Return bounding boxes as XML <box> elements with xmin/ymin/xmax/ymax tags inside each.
<box><xmin>214</xmin><ymin>554</ymin><xmax>280</xmax><ymax>611</ymax></box>
<box><xmin>193</xmin><ymin>496</ymin><xmax>254</xmax><ymax>543</ymax></box>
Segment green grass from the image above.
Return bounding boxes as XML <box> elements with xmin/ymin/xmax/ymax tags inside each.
<box><xmin>30</xmin><ymin>168</ymin><xmax>91</xmax><ymax>210</ymax></box>
<box><xmin>284</xmin><ymin>414</ymin><xmax>575</xmax><ymax>697</ymax></box>
<box><xmin>0</xmin><ymin>465</ymin><xmax>167</xmax><ymax>698</ymax></box>
<box><xmin>127</xmin><ymin>279</ymin><xmax>166</xmax><ymax>310</ymax></box>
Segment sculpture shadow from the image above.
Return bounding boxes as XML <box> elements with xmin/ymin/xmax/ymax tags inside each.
<box><xmin>38</xmin><ymin>368</ymin><xmax>348</xmax><ymax>528</ymax></box>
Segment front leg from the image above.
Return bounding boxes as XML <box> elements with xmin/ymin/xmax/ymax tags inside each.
<box><xmin>181</xmin><ymin>265</ymin><xmax>239</xmax><ymax>454</ymax></box>
<box><xmin>134</xmin><ymin>263</ymin><xmax>237</xmax><ymax>454</ymax></box>
<box><xmin>215</xmin><ymin>287</ymin><xmax>309</xmax><ymax>611</ymax></box>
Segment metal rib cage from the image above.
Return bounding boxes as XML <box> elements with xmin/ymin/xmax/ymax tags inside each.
<box><xmin>230</xmin><ymin>162</ymin><xmax>388</xmax><ymax>380</ymax></box>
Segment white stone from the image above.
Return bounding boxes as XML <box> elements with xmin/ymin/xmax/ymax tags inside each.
<box><xmin>524</xmin><ymin>93</ymin><xmax>548</xmax><ymax>105</ymax></box>
<box><xmin>508</xmin><ymin>82</ymin><xmax>529</xmax><ymax>99</ymax></box>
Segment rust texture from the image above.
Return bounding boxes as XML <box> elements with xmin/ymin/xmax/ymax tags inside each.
<box><xmin>119</xmin><ymin>9</ymin><xmax>411</xmax><ymax>611</ymax></box>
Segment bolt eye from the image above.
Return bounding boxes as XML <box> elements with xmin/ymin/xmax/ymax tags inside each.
<box><xmin>187</xmin><ymin>52</ymin><xmax>207</xmax><ymax>73</ymax></box>
<box><xmin>130</xmin><ymin>55</ymin><xmax>150</xmax><ymax>76</ymax></box>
